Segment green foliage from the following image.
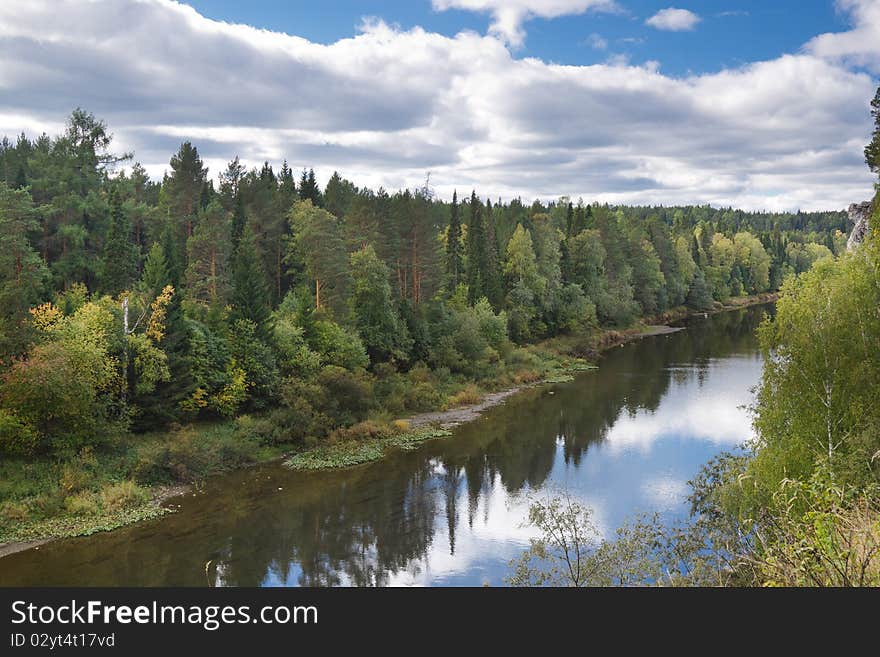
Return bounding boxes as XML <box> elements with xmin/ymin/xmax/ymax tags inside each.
<box><xmin>230</xmin><ymin>227</ymin><xmax>274</xmax><ymax>342</ymax></box>
<box><xmin>1</xmin><ymin>301</ymin><xmax>123</xmax><ymax>452</ymax></box>
<box><xmin>429</xmin><ymin>298</ymin><xmax>510</xmax><ymax>377</ymax></box>
<box><xmin>866</xmin><ymin>85</ymin><xmax>880</xmax><ymax>177</ymax></box>
<box><xmin>100</xmin><ymin>187</ymin><xmax>139</xmax><ymax>296</ymax></box>
<box><xmin>445</xmin><ymin>190</ymin><xmax>464</xmax><ymax>290</ymax></box>
<box><xmin>288</xmin><ymin>200</ymin><xmax>348</xmax><ymax>316</ymax></box>
<box><xmin>750</xmin><ymin>244</ymin><xmax>880</xmax><ymax>504</ymax></box>
<box><xmin>0</xmin><ymin>409</ymin><xmax>39</xmax><ymax>456</ymax></box>
<box><xmin>0</xmin><ymin>184</ymin><xmax>48</xmax><ymax>356</ymax></box>
<box><xmin>685</xmin><ymin>268</ymin><xmax>714</xmax><ymax>310</ymax></box>
<box><xmin>184</xmin><ymin>200</ymin><xmax>232</xmax><ymax>306</ymax></box>
<box><xmin>228</xmin><ymin>318</ymin><xmax>279</xmax><ymax>411</ymax></box>
<box><xmin>349</xmin><ymin>245</ymin><xmax>411</xmax><ymax>362</ymax></box>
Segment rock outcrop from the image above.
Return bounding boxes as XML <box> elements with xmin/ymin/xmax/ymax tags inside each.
<box><xmin>846</xmin><ymin>200</ymin><xmax>874</xmax><ymax>251</ymax></box>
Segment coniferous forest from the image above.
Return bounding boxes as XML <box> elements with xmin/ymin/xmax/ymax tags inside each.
<box><xmin>0</xmin><ymin>108</ymin><xmax>854</xmax><ymax>552</ymax></box>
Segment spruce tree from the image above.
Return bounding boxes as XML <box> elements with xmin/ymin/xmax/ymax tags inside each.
<box><xmin>230</xmin><ymin>226</ymin><xmax>273</xmax><ymax>342</ymax></box>
<box><xmin>299</xmin><ymin>168</ymin><xmax>322</xmax><ymax>206</ymax></box>
<box><xmin>140</xmin><ymin>242</ymin><xmax>168</xmax><ymax>299</ymax></box>
<box><xmin>446</xmin><ymin>190</ymin><xmax>463</xmax><ymax>290</ymax></box>
<box><xmin>466</xmin><ymin>191</ymin><xmax>486</xmax><ymax>304</ymax></box>
<box><xmin>0</xmin><ymin>184</ymin><xmax>48</xmax><ymax>357</ymax></box>
<box><xmin>564</xmin><ymin>202</ymin><xmax>574</xmax><ymax>237</ymax></box>
<box><xmin>483</xmin><ymin>198</ymin><xmax>504</xmax><ymax>309</ymax></box>
<box><xmin>231</xmin><ymin>192</ymin><xmax>246</xmax><ymax>252</ymax></box>
<box><xmin>100</xmin><ymin>187</ymin><xmax>139</xmax><ymax>295</ymax></box>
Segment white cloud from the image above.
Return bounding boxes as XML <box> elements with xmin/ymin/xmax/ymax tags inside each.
<box><xmin>431</xmin><ymin>0</ymin><xmax>620</xmax><ymax>46</ymax></box>
<box><xmin>0</xmin><ymin>0</ymin><xmax>875</xmax><ymax>211</ymax></box>
<box><xmin>585</xmin><ymin>32</ymin><xmax>608</xmax><ymax>50</ymax></box>
<box><xmin>806</xmin><ymin>0</ymin><xmax>880</xmax><ymax>72</ymax></box>
<box><xmin>646</xmin><ymin>7</ymin><xmax>702</xmax><ymax>31</ymax></box>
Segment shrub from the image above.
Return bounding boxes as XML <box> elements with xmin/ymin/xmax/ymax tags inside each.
<box><xmin>391</xmin><ymin>419</ymin><xmax>411</xmax><ymax>432</ymax></box>
<box><xmin>100</xmin><ymin>480</ymin><xmax>150</xmax><ymax>512</ymax></box>
<box><xmin>59</xmin><ymin>466</ymin><xmax>90</xmax><ymax>495</ymax></box>
<box><xmin>0</xmin><ymin>409</ymin><xmax>39</xmax><ymax>456</ymax></box>
<box><xmin>403</xmin><ymin>381</ymin><xmax>445</xmax><ymax>412</ymax></box>
<box><xmin>233</xmin><ymin>414</ymin><xmax>276</xmax><ymax>443</ymax></box>
<box><xmin>328</xmin><ymin>420</ymin><xmax>397</xmax><ymax>443</ymax></box>
<box><xmin>316</xmin><ymin>366</ymin><xmax>375</xmax><ymax>426</ymax></box>
<box><xmin>0</xmin><ymin>501</ymin><xmax>29</xmax><ymax>523</ymax></box>
<box><xmin>64</xmin><ymin>492</ymin><xmax>100</xmax><ymax>516</ymax></box>
<box><xmin>505</xmin><ymin>347</ymin><xmax>544</xmax><ymax>371</ymax></box>
<box><xmin>448</xmin><ymin>384</ymin><xmax>482</xmax><ymax>407</ymax></box>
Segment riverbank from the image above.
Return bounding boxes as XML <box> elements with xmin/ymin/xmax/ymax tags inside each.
<box><xmin>0</xmin><ymin>294</ymin><xmax>776</xmax><ymax>558</ymax></box>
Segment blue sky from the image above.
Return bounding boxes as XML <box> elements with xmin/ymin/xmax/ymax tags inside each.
<box><xmin>0</xmin><ymin>0</ymin><xmax>877</xmax><ymax>210</ymax></box>
<box><xmin>185</xmin><ymin>1</ymin><xmax>847</xmax><ymax>75</ymax></box>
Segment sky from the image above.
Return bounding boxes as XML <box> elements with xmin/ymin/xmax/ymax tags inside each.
<box><xmin>0</xmin><ymin>0</ymin><xmax>878</xmax><ymax>211</ymax></box>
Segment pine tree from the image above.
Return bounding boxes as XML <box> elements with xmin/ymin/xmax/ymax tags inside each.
<box><xmin>446</xmin><ymin>190</ymin><xmax>463</xmax><ymax>290</ymax></box>
<box><xmin>100</xmin><ymin>187</ymin><xmax>139</xmax><ymax>295</ymax></box>
<box><xmin>866</xmin><ymin>85</ymin><xmax>880</xmax><ymax>176</ymax></box>
<box><xmin>219</xmin><ymin>156</ymin><xmax>246</xmax><ymax>211</ymax></box>
<box><xmin>230</xmin><ymin>226</ymin><xmax>273</xmax><ymax>342</ymax></box>
<box><xmin>184</xmin><ymin>200</ymin><xmax>232</xmax><ymax>307</ymax></box>
<box><xmin>161</xmin><ymin>142</ymin><xmax>207</xmax><ymax>271</ymax></box>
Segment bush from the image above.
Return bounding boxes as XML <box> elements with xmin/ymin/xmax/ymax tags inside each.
<box><xmin>448</xmin><ymin>384</ymin><xmax>482</xmax><ymax>407</ymax></box>
<box><xmin>391</xmin><ymin>419</ymin><xmax>411</xmax><ymax>432</ymax></box>
<box><xmin>505</xmin><ymin>347</ymin><xmax>544</xmax><ymax>371</ymax></box>
<box><xmin>233</xmin><ymin>414</ymin><xmax>277</xmax><ymax>443</ymax></box>
<box><xmin>58</xmin><ymin>464</ymin><xmax>91</xmax><ymax>495</ymax></box>
<box><xmin>132</xmin><ymin>426</ymin><xmax>258</xmax><ymax>484</ymax></box>
<box><xmin>0</xmin><ymin>409</ymin><xmax>39</xmax><ymax>456</ymax></box>
<box><xmin>0</xmin><ymin>501</ymin><xmax>29</xmax><ymax>523</ymax></box>
<box><xmin>328</xmin><ymin>420</ymin><xmax>397</xmax><ymax>443</ymax></box>
<box><xmin>403</xmin><ymin>381</ymin><xmax>446</xmax><ymax>412</ymax></box>
<box><xmin>315</xmin><ymin>366</ymin><xmax>375</xmax><ymax>426</ymax></box>
<box><xmin>64</xmin><ymin>492</ymin><xmax>100</xmax><ymax>516</ymax></box>
<box><xmin>99</xmin><ymin>480</ymin><xmax>150</xmax><ymax>512</ymax></box>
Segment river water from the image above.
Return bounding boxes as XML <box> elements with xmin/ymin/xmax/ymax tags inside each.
<box><xmin>0</xmin><ymin>304</ymin><xmax>769</xmax><ymax>586</ymax></box>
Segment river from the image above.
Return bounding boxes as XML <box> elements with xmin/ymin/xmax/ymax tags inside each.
<box><xmin>0</xmin><ymin>304</ymin><xmax>769</xmax><ymax>586</ymax></box>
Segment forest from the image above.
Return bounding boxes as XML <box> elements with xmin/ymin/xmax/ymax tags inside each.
<box><xmin>0</xmin><ymin>109</ymin><xmax>847</xmax><ymax>543</ymax></box>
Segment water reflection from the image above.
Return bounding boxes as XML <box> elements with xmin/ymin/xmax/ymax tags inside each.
<box><xmin>0</xmin><ymin>305</ymin><xmax>769</xmax><ymax>587</ymax></box>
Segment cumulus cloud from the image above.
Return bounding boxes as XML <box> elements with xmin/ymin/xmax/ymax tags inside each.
<box><xmin>431</xmin><ymin>0</ymin><xmax>620</xmax><ymax>46</ymax></box>
<box><xmin>0</xmin><ymin>0</ymin><xmax>875</xmax><ymax>210</ymax></box>
<box><xmin>645</xmin><ymin>8</ymin><xmax>701</xmax><ymax>31</ymax></box>
<box><xmin>806</xmin><ymin>0</ymin><xmax>880</xmax><ymax>72</ymax></box>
